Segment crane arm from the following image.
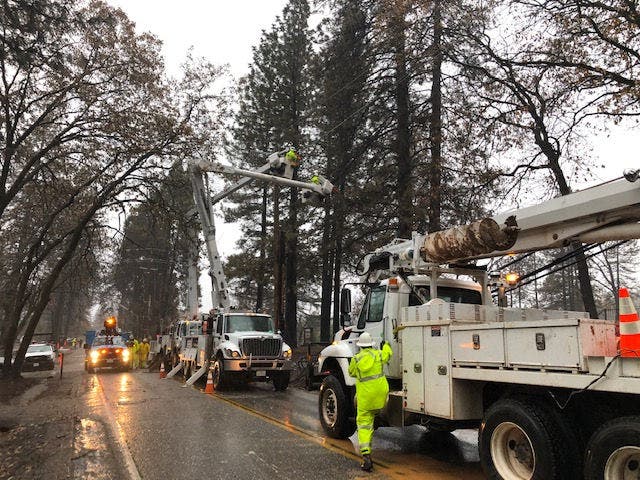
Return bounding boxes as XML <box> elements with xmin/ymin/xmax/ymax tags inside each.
<box><xmin>188</xmin><ymin>149</ymin><xmax>334</xmax><ymax>312</ymax></box>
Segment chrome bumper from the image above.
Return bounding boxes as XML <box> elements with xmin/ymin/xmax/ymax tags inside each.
<box><xmin>223</xmin><ymin>357</ymin><xmax>293</xmax><ymax>372</ymax></box>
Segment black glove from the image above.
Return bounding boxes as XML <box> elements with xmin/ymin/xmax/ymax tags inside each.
<box><xmin>380</xmin><ymin>340</ymin><xmax>386</xmax><ymax>349</ymax></box>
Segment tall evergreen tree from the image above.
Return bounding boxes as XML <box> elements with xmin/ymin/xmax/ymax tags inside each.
<box><xmin>229</xmin><ymin>0</ymin><xmax>314</xmax><ymax>346</ymax></box>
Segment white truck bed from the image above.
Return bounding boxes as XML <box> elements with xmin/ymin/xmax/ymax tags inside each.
<box><xmin>400</xmin><ymin>302</ymin><xmax>640</xmax><ymax>421</ymax></box>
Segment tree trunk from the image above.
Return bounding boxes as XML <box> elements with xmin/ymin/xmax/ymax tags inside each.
<box><xmin>256</xmin><ymin>186</ymin><xmax>268</xmax><ymax>311</ymax></box>
<box><xmin>284</xmin><ymin>177</ymin><xmax>299</xmax><ymax>348</ymax></box>
<box><xmin>331</xmin><ymin>191</ymin><xmax>345</xmax><ymax>334</ymax></box>
<box><xmin>320</xmin><ymin>201</ymin><xmax>335</xmax><ymax>343</ymax></box>
<box><xmin>392</xmin><ymin>4</ymin><xmax>413</xmax><ymax>238</ymax></box>
<box><xmin>272</xmin><ymin>186</ymin><xmax>284</xmax><ymax>332</ymax></box>
<box><xmin>547</xmin><ymin>156</ymin><xmax>598</xmax><ymax>318</ymax></box>
<box><xmin>429</xmin><ymin>0</ymin><xmax>443</xmax><ymax>233</ymax></box>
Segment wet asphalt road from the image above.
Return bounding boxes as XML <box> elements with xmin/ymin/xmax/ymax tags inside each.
<box><xmin>87</xmin><ymin>358</ymin><xmax>484</xmax><ymax>480</ymax></box>
<box><xmin>215</xmin><ymin>382</ymin><xmax>484</xmax><ymax>480</ymax></box>
<box><xmin>96</xmin><ymin>369</ymin><xmax>365</xmax><ymax>479</ymax></box>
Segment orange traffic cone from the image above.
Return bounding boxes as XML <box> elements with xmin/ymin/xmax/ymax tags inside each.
<box><xmin>204</xmin><ymin>370</ymin><xmax>215</xmax><ymax>394</ymax></box>
<box><xmin>619</xmin><ymin>287</ymin><xmax>640</xmax><ymax>357</ymax></box>
<box><xmin>159</xmin><ymin>361</ymin><xmax>166</xmax><ymax>379</ymax></box>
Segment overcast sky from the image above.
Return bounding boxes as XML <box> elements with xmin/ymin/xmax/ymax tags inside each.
<box><xmin>108</xmin><ymin>0</ymin><xmax>288</xmax><ymax>78</ymax></box>
<box><xmin>106</xmin><ymin>1</ymin><xmax>639</xmax><ymax>310</ymax></box>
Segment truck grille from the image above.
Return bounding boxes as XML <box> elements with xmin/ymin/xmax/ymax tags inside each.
<box><xmin>242</xmin><ymin>338</ymin><xmax>282</xmax><ymax>357</ymax></box>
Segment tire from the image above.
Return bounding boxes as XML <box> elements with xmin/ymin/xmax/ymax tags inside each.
<box><xmin>273</xmin><ymin>372</ymin><xmax>290</xmax><ymax>391</ymax></box>
<box><xmin>479</xmin><ymin>397</ymin><xmax>580</xmax><ymax>480</ymax></box>
<box><xmin>584</xmin><ymin>416</ymin><xmax>640</xmax><ymax>480</ymax></box>
<box><xmin>211</xmin><ymin>355</ymin><xmax>228</xmax><ymax>390</ymax></box>
<box><xmin>318</xmin><ymin>375</ymin><xmax>356</xmax><ymax>439</ymax></box>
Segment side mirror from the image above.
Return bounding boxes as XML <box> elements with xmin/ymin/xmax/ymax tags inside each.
<box><xmin>340</xmin><ymin>288</ymin><xmax>351</xmax><ymax>327</ymax></box>
<box><xmin>340</xmin><ymin>288</ymin><xmax>351</xmax><ymax>314</ymax></box>
<box><xmin>356</xmin><ymin>314</ymin><xmax>367</xmax><ymax>330</ymax></box>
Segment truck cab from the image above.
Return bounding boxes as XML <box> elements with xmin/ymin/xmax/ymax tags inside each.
<box><xmin>209</xmin><ymin>311</ymin><xmax>293</xmax><ymax>391</ymax></box>
<box><xmin>317</xmin><ymin>271</ymin><xmax>484</xmax><ymax>438</ymax></box>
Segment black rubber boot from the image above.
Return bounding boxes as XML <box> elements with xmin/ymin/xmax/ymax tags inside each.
<box><xmin>360</xmin><ymin>454</ymin><xmax>373</xmax><ymax>472</ymax></box>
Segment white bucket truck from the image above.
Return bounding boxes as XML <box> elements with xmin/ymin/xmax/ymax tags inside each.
<box><xmin>317</xmin><ymin>170</ymin><xmax>640</xmax><ymax>480</ymax></box>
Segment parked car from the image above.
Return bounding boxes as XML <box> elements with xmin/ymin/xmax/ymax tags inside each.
<box><xmin>22</xmin><ymin>343</ymin><xmax>56</xmax><ymax>371</ymax></box>
<box><xmin>85</xmin><ymin>335</ymin><xmax>131</xmax><ymax>373</ymax></box>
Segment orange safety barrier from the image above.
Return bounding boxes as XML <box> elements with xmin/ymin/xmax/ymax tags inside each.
<box><xmin>204</xmin><ymin>370</ymin><xmax>215</xmax><ymax>394</ymax></box>
<box><xmin>619</xmin><ymin>287</ymin><xmax>640</xmax><ymax>357</ymax></box>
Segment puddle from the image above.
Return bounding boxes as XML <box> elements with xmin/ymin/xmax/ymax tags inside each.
<box><xmin>72</xmin><ymin>418</ymin><xmax>118</xmax><ymax>480</ymax></box>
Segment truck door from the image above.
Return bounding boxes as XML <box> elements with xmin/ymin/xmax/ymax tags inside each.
<box><xmin>357</xmin><ymin>285</ymin><xmax>386</xmax><ymax>343</ymax></box>
<box><xmin>214</xmin><ymin>314</ymin><xmax>224</xmax><ymax>353</ymax></box>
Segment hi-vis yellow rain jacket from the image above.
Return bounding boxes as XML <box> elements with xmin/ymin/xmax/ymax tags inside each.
<box><xmin>348</xmin><ymin>343</ymin><xmax>393</xmax><ymax>410</ymax></box>
<box><xmin>348</xmin><ymin>342</ymin><xmax>393</xmax><ymax>455</ymax></box>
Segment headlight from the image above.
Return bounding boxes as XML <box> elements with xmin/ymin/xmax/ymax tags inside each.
<box><xmin>90</xmin><ymin>350</ymin><xmax>99</xmax><ymax>363</ymax></box>
<box><xmin>283</xmin><ymin>348</ymin><xmax>292</xmax><ymax>359</ymax></box>
<box><xmin>224</xmin><ymin>348</ymin><xmax>240</xmax><ymax>358</ymax></box>
<box><xmin>121</xmin><ymin>349</ymin><xmax>130</xmax><ymax>361</ymax></box>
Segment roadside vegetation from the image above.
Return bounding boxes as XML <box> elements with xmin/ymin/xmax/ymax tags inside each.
<box><xmin>1</xmin><ymin>0</ymin><xmax>638</xmax><ymax>378</ymax></box>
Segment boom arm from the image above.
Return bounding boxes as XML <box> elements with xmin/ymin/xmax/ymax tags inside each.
<box><xmin>361</xmin><ymin>172</ymin><xmax>640</xmax><ymax>276</ymax></box>
<box><xmin>188</xmin><ymin>149</ymin><xmax>334</xmax><ymax>311</ymax></box>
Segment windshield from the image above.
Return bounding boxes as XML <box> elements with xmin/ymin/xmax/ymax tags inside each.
<box><xmin>27</xmin><ymin>345</ymin><xmax>52</xmax><ymax>353</ymax></box>
<box><xmin>226</xmin><ymin>315</ymin><xmax>274</xmax><ymax>333</ymax></box>
<box><xmin>409</xmin><ymin>286</ymin><xmax>482</xmax><ymax>306</ymax></box>
<box><xmin>92</xmin><ymin>336</ymin><xmax>126</xmax><ymax>347</ymax></box>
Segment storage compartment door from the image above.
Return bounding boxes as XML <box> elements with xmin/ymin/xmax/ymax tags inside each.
<box><xmin>424</xmin><ymin>325</ymin><xmax>452</xmax><ymax>419</ymax></box>
<box><xmin>401</xmin><ymin>326</ymin><xmax>425</xmax><ymax>413</ymax></box>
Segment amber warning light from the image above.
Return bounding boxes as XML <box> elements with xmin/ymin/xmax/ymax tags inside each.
<box><xmin>104</xmin><ymin>316</ymin><xmax>117</xmax><ymax>329</ymax></box>
<box><xmin>504</xmin><ymin>272</ymin><xmax>520</xmax><ymax>286</ymax></box>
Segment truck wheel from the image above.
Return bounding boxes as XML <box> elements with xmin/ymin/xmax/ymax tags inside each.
<box><xmin>479</xmin><ymin>397</ymin><xmax>579</xmax><ymax>480</ymax></box>
<box><xmin>319</xmin><ymin>375</ymin><xmax>355</xmax><ymax>439</ymax></box>
<box><xmin>273</xmin><ymin>372</ymin><xmax>290</xmax><ymax>391</ymax></box>
<box><xmin>584</xmin><ymin>416</ymin><xmax>640</xmax><ymax>480</ymax></box>
<box><xmin>212</xmin><ymin>356</ymin><xmax>228</xmax><ymax>390</ymax></box>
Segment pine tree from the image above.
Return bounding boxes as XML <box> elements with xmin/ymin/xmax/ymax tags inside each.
<box><xmin>229</xmin><ymin>0</ymin><xmax>314</xmax><ymax>346</ymax></box>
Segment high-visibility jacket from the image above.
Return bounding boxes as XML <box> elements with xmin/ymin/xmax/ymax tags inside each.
<box><xmin>132</xmin><ymin>340</ymin><xmax>140</xmax><ymax>353</ymax></box>
<box><xmin>348</xmin><ymin>343</ymin><xmax>393</xmax><ymax>411</ymax></box>
<box><xmin>139</xmin><ymin>342</ymin><xmax>150</xmax><ymax>359</ymax></box>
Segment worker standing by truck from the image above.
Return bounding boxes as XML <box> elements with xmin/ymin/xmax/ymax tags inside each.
<box><xmin>131</xmin><ymin>338</ymin><xmax>140</xmax><ymax>369</ymax></box>
<box><xmin>348</xmin><ymin>332</ymin><xmax>392</xmax><ymax>472</ymax></box>
<box><xmin>139</xmin><ymin>338</ymin><xmax>150</xmax><ymax>369</ymax></box>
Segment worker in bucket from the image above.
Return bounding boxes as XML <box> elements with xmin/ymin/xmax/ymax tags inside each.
<box><xmin>348</xmin><ymin>331</ymin><xmax>393</xmax><ymax>472</ymax></box>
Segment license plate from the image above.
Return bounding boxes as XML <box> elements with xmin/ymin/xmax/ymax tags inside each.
<box><xmin>106</xmin><ymin>359</ymin><xmax>114</xmax><ymax>364</ymax></box>
<box><xmin>33</xmin><ymin>362</ymin><xmax>39</xmax><ymax>367</ymax></box>
<box><xmin>256</xmin><ymin>370</ymin><xmax>266</xmax><ymax>377</ymax></box>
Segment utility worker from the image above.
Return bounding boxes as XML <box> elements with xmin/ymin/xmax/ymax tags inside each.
<box><xmin>139</xmin><ymin>338</ymin><xmax>150</xmax><ymax>369</ymax></box>
<box><xmin>348</xmin><ymin>332</ymin><xmax>392</xmax><ymax>472</ymax></box>
<box><xmin>131</xmin><ymin>338</ymin><xmax>140</xmax><ymax>369</ymax></box>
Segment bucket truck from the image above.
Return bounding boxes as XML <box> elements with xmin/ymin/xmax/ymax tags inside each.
<box><xmin>317</xmin><ymin>169</ymin><xmax>640</xmax><ymax>480</ymax></box>
<box><xmin>162</xmin><ymin>149</ymin><xmax>332</xmax><ymax>391</ymax></box>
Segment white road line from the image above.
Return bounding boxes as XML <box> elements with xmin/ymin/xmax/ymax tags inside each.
<box><xmin>96</xmin><ymin>376</ymin><xmax>143</xmax><ymax>480</ymax></box>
